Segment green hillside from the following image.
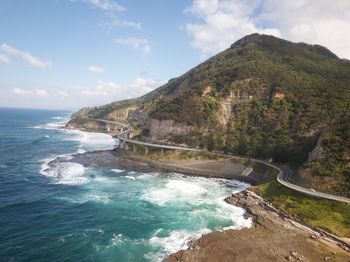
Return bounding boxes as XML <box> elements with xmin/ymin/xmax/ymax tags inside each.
<box><xmin>68</xmin><ymin>34</ymin><xmax>350</xmax><ymax>196</ymax></box>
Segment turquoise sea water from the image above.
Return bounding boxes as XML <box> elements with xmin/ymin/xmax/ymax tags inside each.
<box><xmin>0</xmin><ymin>108</ymin><xmax>251</xmax><ymax>261</ymax></box>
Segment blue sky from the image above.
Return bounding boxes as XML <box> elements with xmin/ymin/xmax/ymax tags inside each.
<box><xmin>1</xmin><ymin>0</ymin><xmax>350</xmax><ymax>110</ymax></box>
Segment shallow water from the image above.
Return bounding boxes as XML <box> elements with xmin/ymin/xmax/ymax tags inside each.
<box><xmin>0</xmin><ymin>108</ymin><xmax>251</xmax><ymax>261</ymax></box>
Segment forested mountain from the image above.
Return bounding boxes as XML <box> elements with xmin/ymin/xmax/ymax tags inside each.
<box><xmin>68</xmin><ymin>34</ymin><xmax>350</xmax><ymax>195</ymax></box>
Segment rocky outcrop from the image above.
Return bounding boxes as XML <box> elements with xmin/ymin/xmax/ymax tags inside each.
<box><xmin>308</xmin><ymin>135</ymin><xmax>324</xmax><ymax>161</ymax></box>
<box><xmin>127</xmin><ymin>109</ymin><xmax>148</xmax><ymax>122</ymax></box>
<box><xmin>65</xmin><ymin>118</ymin><xmax>102</xmax><ymax>131</ymax></box>
<box><xmin>149</xmin><ymin>118</ymin><xmax>192</xmax><ymax>141</ymax></box>
<box><xmin>106</xmin><ymin>108</ymin><xmax>132</xmax><ymax>121</ymax></box>
<box><xmin>70</xmin><ymin>107</ymin><xmax>91</xmax><ymax>119</ymax></box>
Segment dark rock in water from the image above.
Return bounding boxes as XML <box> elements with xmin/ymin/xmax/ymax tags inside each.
<box><xmin>49</xmin><ymin>149</ymin><xmax>156</xmax><ymax>174</ymax></box>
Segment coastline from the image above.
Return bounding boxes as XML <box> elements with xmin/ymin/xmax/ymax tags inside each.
<box><xmin>62</xmin><ymin>125</ymin><xmax>350</xmax><ymax>261</ymax></box>
<box><xmin>165</xmin><ymin>190</ymin><xmax>350</xmax><ymax>262</ymax></box>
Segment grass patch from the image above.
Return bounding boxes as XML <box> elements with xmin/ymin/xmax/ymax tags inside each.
<box><xmin>253</xmin><ymin>180</ymin><xmax>350</xmax><ymax>237</ymax></box>
<box><xmin>133</xmin><ymin>150</ymin><xmax>227</xmax><ymax>162</ymax></box>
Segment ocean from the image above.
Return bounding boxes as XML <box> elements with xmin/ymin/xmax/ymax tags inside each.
<box><xmin>0</xmin><ymin>108</ymin><xmax>251</xmax><ymax>261</ymax></box>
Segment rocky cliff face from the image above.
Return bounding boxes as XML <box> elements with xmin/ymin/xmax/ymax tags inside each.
<box><xmin>308</xmin><ymin>136</ymin><xmax>324</xmax><ymax>161</ymax></box>
<box><xmin>106</xmin><ymin>108</ymin><xmax>131</xmax><ymax>121</ymax></box>
<box><xmin>149</xmin><ymin>119</ymin><xmax>192</xmax><ymax>141</ymax></box>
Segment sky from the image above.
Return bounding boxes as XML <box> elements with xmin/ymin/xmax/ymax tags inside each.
<box><xmin>0</xmin><ymin>0</ymin><xmax>350</xmax><ymax>110</ymax></box>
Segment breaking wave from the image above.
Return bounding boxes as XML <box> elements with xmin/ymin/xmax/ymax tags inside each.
<box><xmin>40</xmin><ymin>159</ymin><xmax>87</xmax><ymax>185</ymax></box>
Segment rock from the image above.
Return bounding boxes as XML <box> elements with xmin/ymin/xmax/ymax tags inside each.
<box><xmin>149</xmin><ymin>118</ymin><xmax>192</xmax><ymax>140</ymax></box>
<box><xmin>308</xmin><ymin>135</ymin><xmax>324</xmax><ymax>161</ymax></box>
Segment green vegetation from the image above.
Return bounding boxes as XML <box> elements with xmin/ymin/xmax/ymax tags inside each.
<box><xmin>253</xmin><ymin>180</ymin><xmax>350</xmax><ymax>237</ymax></box>
<box><xmin>309</xmin><ymin>116</ymin><xmax>350</xmax><ymax>196</ymax></box>
<box><xmin>134</xmin><ymin>150</ymin><xmax>227</xmax><ymax>162</ymax></box>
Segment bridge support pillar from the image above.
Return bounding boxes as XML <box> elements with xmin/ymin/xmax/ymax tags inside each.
<box><xmin>125</xmin><ymin>142</ymin><xmax>129</xmax><ymax>151</ymax></box>
<box><xmin>161</xmin><ymin>148</ymin><xmax>164</xmax><ymax>155</ymax></box>
<box><xmin>133</xmin><ymin>144</ymin><xmax>136</xmax><ymax>152</ymax></box>
<box><xmin>145</xmin><ymin>146</ymin><xmax>149</xmax><ymax>155</ymax></box>
<box><xmin>119</xmin><ymin>141</ymin><xmax>124</xmax><ymax>149</ymax></box>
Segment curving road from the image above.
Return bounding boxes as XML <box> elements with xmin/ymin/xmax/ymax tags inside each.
<box><xmin>92</xmin><ymin>118</ymin><xmax>350</xmax><ymax>204</ymax></box>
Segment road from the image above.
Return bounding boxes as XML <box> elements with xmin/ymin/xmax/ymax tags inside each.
<box><xmin>276</xmin><ymin>165</ymin><xmax>350</xmax><ymax>203</ymax></box>
<box><xmin>91</xmin><ymin>117</ymin><xmax>350</xmax><ymax>204</ymax></box>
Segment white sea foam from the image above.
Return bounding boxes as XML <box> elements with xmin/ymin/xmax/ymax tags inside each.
<box><xmin>37</xmin><ymin>113</ymin><xmax>116</xmax><ymax>186</ymax></box>
<box><xmin>139</xmin><ymin>174</ymin><xmax>252</xmax><ymax>261</ymax></box>
<box><xmin>56</xmin><ymin>162</ymin><xmax>86</xmax><ymax>185</ymax></box>
<box><xmin>0</xmin><ymin>164</ymin><xmax>7</xmax><ymax>169</ymax></box>
<box><xmin>141</xmin><ymin>179</ymin><xmax>208</xmax><ymax>206</ymax></box>
<box><xmin>40</xmin><ymin>158</ymin><xmax>88</xmax><ymax>185</ymax></box>
<box><xmin>111</xmin><ymin>168</ymin><xmax>125</xmax><ymax>173</ymax></box>
<box><xmin>33</xmin><ymin>113</ymin><xmax>116</xmax><ymax>152</ymax></box>
<box><xmin>32</xmin><ymin>116</ymin><xmax>69</xmax><ymax>130</ymax></box>
<box><xmin>57</xmin><ymin>190</ymin><xmax>112</xmax><ymax>204</ymax></box>
<box><xmin>64</xmin><ymin>130</ymin><xmax>116</xmax><ymax>152</ymax></box>
<box><xmin>111</xmin><ymin>233</ymin><xmax>125</xmax><ymax>245</ymax></box>
<box><xmin>40</xmin><ymin>154</ymin><xmax>72</xmax><ymax>176</ymax></box>
<box><xmin>76</xmin><ymin>146</ymin><xmax>85</xmax><ymax>154</ymax></box>
<box><xmin>40</xmin><ymin>156</ymin><xmax>59</xmax><ymax>176</ymax></box>
<box><xmin>145</xmin><ymin>228</ymin><xmax>211</xmax><ymax>262</ymax></box>
<box><xmin>136</xmin><ymin>173</ymin><xmax>157</xmax><ymax>180</ymax></box>
<box><xmin>124</xmin><ymin>176</ymin><xmax>136</xmax><ymax>180</ymax></box>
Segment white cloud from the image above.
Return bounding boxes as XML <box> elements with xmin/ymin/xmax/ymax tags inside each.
<box><xmin>35</xmin><ymin>89</ymin><xmax>49</xmax><ymax>96</ymax></box>
<box><xmin>12</xmin><ymin>87</ymin><xmax>32</xmax><ymax>95</ymax></box>
<box><xmin>114</xmin><ymin>37</ymin><xmax>151</xmax><ymax>54</ymax></box>
<box><xmin>0</xmin><ymin>54</ymin><xmax>10</xmax><ymax>63</ymax></box>
<box><xmin>82</xmin><ymin>81</ymin><xmax>123</xmax><ymax>96</ymax></box>
<box><xmin>87</xmin><ymin>65</ymin><xmax>105</xmax><ymax>73</ymax></box>
<box><xmin>56</xmin><ymin>90</ymin><xmax>69</xmax><ymax>96</ymax></box>
<box><xmin>257</xmin><ymin>0</ymin><xmax>350</xmax><ymax>59</ymax></box>
<box><xmin>85</xmin><ymin>0</ymin><xmax>125</xmax><ymax>12</ymax></box>
<box><xmin>0</xmin><ymin>44</ymin><xmax>52</xmax><ymax>69</ymax></box>
<box><xmin>185</xmin><ymin>0</ymin><xmax>350</xmax><ymax>59</ymax></box>
<box><xmin>131</xmin><ymin>77</ymin><xmax>164</xmax><ymax>94</ymax></box>
<box><xmin>11</xmin><ymin>87</ymin><xmax>50</xmax><ymax>96</ymax></box>
<box><xmin>81</xmin><ymin>77</ymin><xmax>164</xmax><ymax>98</ymax></box>
<box><xmin>185</xmin><ymin>0</ymin><xmax>280</xmax><ymax>56</ymax></box>
<box><xmin>100</xmin><ymin>14</ymin><xmax>142</xmax><ymax>30</ymax></box>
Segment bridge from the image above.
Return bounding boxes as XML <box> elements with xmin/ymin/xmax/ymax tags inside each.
<box><xmin>90</xmin><ymin>118</ymin><xmax>130</xmax><ymax>134</ymax></box>
<box><xmin>91</xmin><ymin>117</ymin><xmax>200</xmax><ymax>155</ymax></box>
<box><xmin>88</xmin><ymin>117</ymin><xmax>350</xmax><ymax>204</ymax></box>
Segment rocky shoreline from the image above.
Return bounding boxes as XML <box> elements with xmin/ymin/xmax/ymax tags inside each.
<box><xmin>54</xmin><ymin>127</ymin><xmax>350</xmax><ymax>261</ymax></box>
<box><xmin>52</xmin><ymin>145</ymin><xmax>350</xmax><ymax>261</ymax></box>
<box><xmin>165</xmin><ymin>190</ymin><xmax>350</xmax><ymax>262</ymax></box>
